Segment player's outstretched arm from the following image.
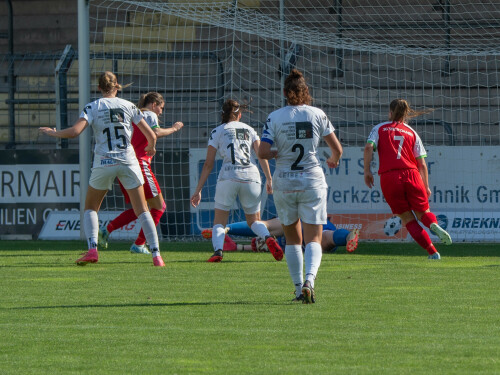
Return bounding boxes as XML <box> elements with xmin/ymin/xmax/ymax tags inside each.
<box><xmin>154</xmin><ymin>121</ymin><xmax>184</xmax><ymax>138</ymax></box>
<box><xmin>39</xmin><ymin>118</ymin><xmax>88</xmax><ymax>139</ymax></box>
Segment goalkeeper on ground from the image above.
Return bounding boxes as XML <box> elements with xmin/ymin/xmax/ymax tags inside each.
<box><xmin>202</xmin><ymin>217</ymin><xmax>359</xmax><ymax>253</ymax></box>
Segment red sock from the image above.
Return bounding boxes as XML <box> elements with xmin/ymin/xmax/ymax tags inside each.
<box><xmin>135</xmin><ymin>205</ymin><xmax>165</xmax><ymax>246</ymax></box>
<box><xmin>406</xmin><ymin>220</ymin><xmax>435</xmax><ymax>255</ymax></box>
<box><xmin>420</xmin><ymin>212</ymin><xmax>437</xmax><ymax>229</ymax></box>
<box><xmin>107</xmin><ymin>208</ymin><xmax>137</xmax><ymax>233</ymax></box>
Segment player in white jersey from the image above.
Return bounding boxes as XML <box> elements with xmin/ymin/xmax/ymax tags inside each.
<box><xmin>39</xmin><ymin>71</ymin><xmax>166</xmax><ymax>267</ymax></box>
<box><xmin>259</xmin><ymin>69</ymin><xmax>343</xmax><ymax>303</ymax></box>
<box><xmin>98</xmin><ymin>92</ymin><xmax>183</xmax><ymax>255</ymax></box>
<box><xmin>190</xmin><ymin>99</ymin><xmax>284</xmax><ymax>262</ymax></box>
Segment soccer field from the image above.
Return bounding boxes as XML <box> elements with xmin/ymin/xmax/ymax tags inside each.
<box><xmin>0</xmin><ymin>240</ymin><xmax>498</xmax><ymax>374</ymax></box>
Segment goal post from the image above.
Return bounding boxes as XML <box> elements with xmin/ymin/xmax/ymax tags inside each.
<box><xmin>83</xmin><ymin>0</ymin><xmax>500</xmax><ymax>242</ymax></box>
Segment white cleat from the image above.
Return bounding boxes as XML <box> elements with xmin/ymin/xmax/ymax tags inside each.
<box><xmin>428</xmin><ymin>252</ymin><xmax>441</xmax><ymax>260</ymax></box>
<box><xmin>430</xmin><ymin>223</ymin><xmax>452</xmax><ymax>245</ymax></box>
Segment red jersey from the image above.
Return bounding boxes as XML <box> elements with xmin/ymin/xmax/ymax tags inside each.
<box><xmin>367</xmin><ymin>121</ymin><xmax>427</xmax><ymax>174</ymax></box>
<box><xmin>131</xmin><ymin>110</ymin><xmax>159</xmax><ymax>161</ymax></box>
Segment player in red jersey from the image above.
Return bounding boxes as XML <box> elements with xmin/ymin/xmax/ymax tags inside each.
<box><xmin>363</xmin><ymin>99</ymin><xmax>451</xmax><ymax>259</ymax></box>
<box><xmin>98</xmin><ymin>92</ymin><xmax>183</xmax><ymax>254</ymax></box>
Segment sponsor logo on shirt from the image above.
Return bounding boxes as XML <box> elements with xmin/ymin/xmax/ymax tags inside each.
<box><xmin>236</xmin><ymin>128</ymin><xmax>249</xmax><ymax>141</ymax></box>
<box><xmin>295</xmin><ymin>121</ymin><xmax>313</xmax><ymax>139</ymax></box>
<box><xmin>109</xmin><ymin>108</ymin><xmax>125</xmax><ymax>123</ymax></box>
<box><xmin>383</xmin><ymin>126</ymin><xmax>413</xmax><ymax>137</ymax></box>
<box><xmin>100</xmin><ymin>158</ymin><xmax>116</xmax><ymax>166</ymax></box>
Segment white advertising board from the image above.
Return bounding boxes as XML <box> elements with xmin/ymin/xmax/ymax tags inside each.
<box><xmin>38</xmin><ymin>210</ymin><xmax>161</xmax><ymax>240</ymax></box>
<box><xmin>190</xmin><ymin>146</ymin><xmax>500</xmax><ymax>241</ymax></box>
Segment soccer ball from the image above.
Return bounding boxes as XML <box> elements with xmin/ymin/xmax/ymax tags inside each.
<box><xmin>251</xmin><ymin>237</ymin><xmax>268</xmax><ymax>252</ymax></box>
<box><xmin>383</xmin><ymin>216</ymin><xmax>402</xmax><ymax>236</ymax></box>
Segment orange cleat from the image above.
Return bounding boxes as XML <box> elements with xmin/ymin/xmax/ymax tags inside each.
<box><xmin>201</xmin><ymin>228</ymin><xmax>213</xmax><ymax>239</ymax></box>
<box><xmin>346</xmin><ymin>228</ymin><xmax>360</xmax><ymax>253</ymax></box>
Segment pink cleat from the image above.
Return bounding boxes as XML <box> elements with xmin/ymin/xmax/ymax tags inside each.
<box><xmin>265</xmin><ymin>236</ymin><xmax>284</xmax><ymax>261</ymax></box>
<box><xmin>76</xmin><ymin>248</ymin><xmax>98</xmax><ymax>265</ymax></box>
<box><xmin>223</xmin><ymin>234</ymin><xmax>237</xmax><ymax>251</ymax></box>
<box><xmin>153</xmin><ymin>255</ymin><xmax>165</xmax><ymax>267</ymax></box>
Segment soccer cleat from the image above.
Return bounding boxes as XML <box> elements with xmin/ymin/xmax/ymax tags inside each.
<box><xmin>428</xmin><ymin>252</ymin><xmax>441</xmax><ymax>260</ymax></box>
<box><xmin>223</xmin><ymin>234</ymin><xmax>237</xmax><ymax>251</ymax></box>
<box><xmin>98</xmin><ymin>227</ymin><xmax>110</xmax><ymax>249</ymax></box>
<box><xmin>430</xmin><ymin>223</ymin><xmax>452</xmax><ymax>245</ymax></box>
<box><xmin>265</xmin><ymin>236</ymin><xmax>284</xmax><ymax>261</ymax></box>
<box><xmin>130</xmin><ymin>243</ymin><xmax>150</xmax><ymax>254</ymax></box>
<box><xmin>251</xmin><ymin>237</ymin><xmax>258</xmax><ymax>252</ymax></box>
<box><xmin>346</xmin><ymin>228</ymin><xmax>360</xmax><ymax>253</ymax></box>
<box><xmin>201</xmin><ymin>228</ymin><xmax>213</xmax><ymax>239</ymax></box>
<box><xmin>76</xmin><ymin>248</ymin><xmax>98</xmax><ymax>265</ymax></box>
<box><xmin>153</xmin><ymin>255</ymin><xmax>165</xmax><ymax>267</ymax></box>
<box><xmin>201</xmin><ymin>226</ymin><xmax>229</xmax><ymax>240</ymax></box>
<box><xmin>291</xmin><ymin>294</ymin><xmax>305</xmax><ymax>303</ymax></box>
<box><xmin>207</xmin><ymin>249</ymin><xmax>223</xmax><ymax>262</ymax></box>
<box><xmin>301</xmin><ymin>280</ymin><xmax>316</xmax><ymax>304</ymax></box>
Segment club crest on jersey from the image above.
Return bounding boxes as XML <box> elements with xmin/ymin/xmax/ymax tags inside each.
<box><xmin>295</xmin><ymin>121</ymin><xmax>313</xmax><ymax>139</ymax></box>
<box><xmin>109</xmin><ymin>108</ymin><xmax>125</xmax><ymax>123</ymax></box>
<box><xmin>236</xmin><ymin>128</ymin><xmax>249</xmax><ymax>141</ymax></box>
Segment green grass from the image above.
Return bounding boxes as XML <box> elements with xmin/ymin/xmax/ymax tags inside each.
<box><xmin>0</xmin><ymin>240</ymin><xmax>498</xmax><ymax>374</ymax></box>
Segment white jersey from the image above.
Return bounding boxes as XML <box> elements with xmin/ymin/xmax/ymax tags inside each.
<box><xmin>208</xmin><ymin>121</ymin><xmax>261</xmax><ymax>183</ymax></box>
<box><xmin>262</xmin><ymin>104</ymin><xmax>334</xmax><ymax>191</ymax></box>
<box><xmin>80</xmin><ymin>97</ymin><xmax>144</xmax><ymax>166</ymax></box>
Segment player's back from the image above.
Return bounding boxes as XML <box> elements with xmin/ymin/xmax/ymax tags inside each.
<box><xmin>264</xmin><ymin>104</ymin><xmax>332</xmax><ymax>190</ymax></box>
<box><xmin>209</xmin><ymin>121</ymin><xmax>261</xmax><ymax>183</ymax></box>
<box><xmin>367</xmin><ymin>121</ymin><xmax>426</xmax><ymax>174</ymax></box>
<box><xmin>83</xmin><ymin>97</ymin><xmax>143</xmax><ymax>163</ymax></box>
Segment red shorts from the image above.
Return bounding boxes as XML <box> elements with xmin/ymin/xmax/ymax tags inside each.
<box><xmin>119</xmin><ymin>159</ymin><xmax>161</xmax><ymax>204</ymax></box>
<box><xmin>380</xmin><ymin>169</ymin><xmax>429</xmax><ymax>215</ymax></box>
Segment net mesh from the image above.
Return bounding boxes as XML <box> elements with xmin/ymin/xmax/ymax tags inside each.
<box><xmin>88</xmin><ymin>0</ymin><xmax>500</xmax><ymax>241</ymax></box>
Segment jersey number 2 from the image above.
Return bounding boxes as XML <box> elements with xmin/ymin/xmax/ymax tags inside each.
<box><xmin>291</xmin><ymin>144</ymin><xmax>304</xmax><ymax>170</ymax></box>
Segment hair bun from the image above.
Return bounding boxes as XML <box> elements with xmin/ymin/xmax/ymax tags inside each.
<box><xmin>289</xmin><ymin>69</ymin><xmax>302</xmax><ymax>78</ymax></box>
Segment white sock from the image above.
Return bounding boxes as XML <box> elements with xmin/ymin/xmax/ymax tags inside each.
<box><xmin>250</xmin><ymin>221</ymin><xmax>270</xmax><ymax>239</ymax></box>
<box><xmin>285</xmin><ymin>244</ymin><xmax>303</xmax><ymax>297</ymax></box>
<box><xmin>138</xmin><ymin>212</ymin><xmax>160</xmax><ymax>252</ymax></box>
<box><xmin>83</xmin><ymin>209</ymin><xmax>98</xmax><ymax>250</ymax></box>
<box><xmin>304</xmin><ymin>241</ymin><xmax>322</xmax><ymax>288</ymax></box>
<box><xmin>212</xmin><ymin>224</ymin><xmax>225</xmax><ymax>251</ymax></box>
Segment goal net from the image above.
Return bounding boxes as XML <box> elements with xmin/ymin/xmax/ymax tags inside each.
<box><xmin>87</xmin><ymin>0</ymin><xmax>500</xmax><ymax>242</ymax></box>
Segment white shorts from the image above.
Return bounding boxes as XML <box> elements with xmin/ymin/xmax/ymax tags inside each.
<box><xmin>89</xmin><ymin>160</ymin><xmax>144</xmax><ymax>191</ymax></box>
<box><xmin>214</xmin><ymin>179</ymin><xmax>262</xmax><ymax>214</ymax></box>
<box><xmin>273</xmin><ymin>188</ymin><xmax>327</xmax><ymax>226</ymax></box>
